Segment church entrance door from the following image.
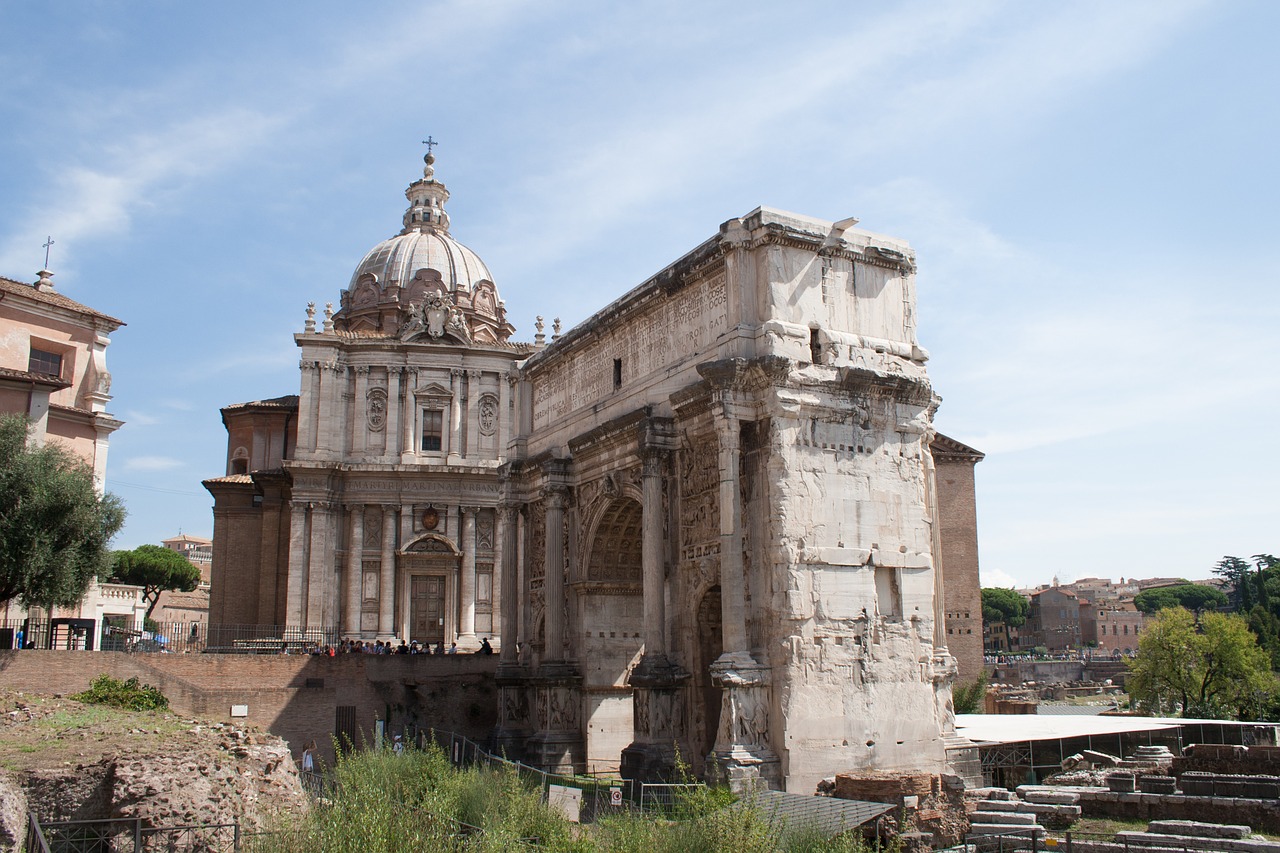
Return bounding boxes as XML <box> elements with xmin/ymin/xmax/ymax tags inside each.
<box><xmin>410</xmin><ymin>574</ymin><xmax>446</xmax><ymax>645</ymax></box>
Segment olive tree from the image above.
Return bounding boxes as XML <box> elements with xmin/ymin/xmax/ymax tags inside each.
<box><xmin>0</xmin><ymin>414</ymin><xmax>126</xmax><ymax>607</ymax></box>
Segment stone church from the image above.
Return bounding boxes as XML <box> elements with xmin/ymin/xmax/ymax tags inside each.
<box><xmin>205</xmin><ymin>152</ymin><xmax>983</xmax><ymax>791</ymax></box>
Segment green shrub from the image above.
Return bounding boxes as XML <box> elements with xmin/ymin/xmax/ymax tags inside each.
<box><xmin>72</xmin><ymin>674</ymin><xmax>169</xmax><ymax>711</ymax></box>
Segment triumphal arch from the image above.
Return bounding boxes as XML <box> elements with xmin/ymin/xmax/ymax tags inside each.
<box><xmin>494</xmin><ymin>208</ymin><xmax>960</xmax><ymax>793</ymax></box>
<box><xmin>206</xmin><ymin>153</ymin><xmax>972</xmax><ymax>793</ymax></box>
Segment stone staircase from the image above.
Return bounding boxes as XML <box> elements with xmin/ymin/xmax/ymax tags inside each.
<box><xmin>967</xmin><ymin>789</ymin><xmax>1046</xmax><ymax>846</ymax></box>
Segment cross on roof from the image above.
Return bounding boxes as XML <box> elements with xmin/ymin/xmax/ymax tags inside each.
<box><xmin>42</xmin><ymin>236</ymin><xmax>54</xmax><ymax>269</ymax></box>
<box><xmin>422</xmin><ymin>136</ymin><xmax>438</xmax><ymax>155</ymax></box>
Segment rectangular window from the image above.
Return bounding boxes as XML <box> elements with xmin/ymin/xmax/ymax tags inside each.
<box><xmin>28</xmin><ymin>347</ymin><xmax>62</xmax><ymax>378</ymax></box>
<box><xmin>421</xmin><ymin>409</ymin><xmax>443</xmax><ymax>452</ymax></box>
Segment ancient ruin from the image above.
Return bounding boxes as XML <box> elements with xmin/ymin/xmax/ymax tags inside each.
<box><xmin>205</xmin><ymin>152</ymin><xmax>982</xmax><ymax>791</ymax></box>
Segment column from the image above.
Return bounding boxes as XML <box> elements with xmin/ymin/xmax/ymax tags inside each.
<box><xmin>459</xmin><ymin>507</ymin><xmax>478</xmax><ymax>642</ymax></box>
<box><xmin>306</xmin><ymin>503</ymin><xmax>331</xmax><ymax>627</ymax></box>
<box><xmin>314</xmin><ymin>366</ymin><xmax>331</xmax><ymax>455</ymax></box>
<box><xmin>448</xmin><ymin>368</ymin><xmax>463</xmax><ymax>463</ymax></box>
<box><xmin>400</xmin><ymin>367</ymin><xmax>417</xmax><ymax>463</ymax></box>
<box><xmin>385</xmin><ymin>368</ymin><xmax>402</xmax><ymax>458</ymax></box>
<box><xmin>706</xmin><ymin>393</ymin><xmax>781</xmax><ymax>790</ymax></box>
<box><xmin>493</xmin><ymin>500</ymin><xmax>532</xmax><ymax>757</ymax></box>
<box><xmin>344</xmin><ymin>506</ymin><xmax>363</xmax><ymax>636</ymax></box>
<box><xmin>498</xmin><ymin>371</ymin><xmax>512</xmax><ymax>457</ymax></box>
<box><xmin>498</xmin><ymin>503</ymin><xmax>519</xmax><ymax>664</ymax></box>
<box><xmin>543</xmin><ymin>485</ymin><xmax>568</xmax><ymax>661</ymax></box>
<box><xmin>714</xmin><ymin>402</ymin><xmax>748</xmax><ymax>654</ymax></box>
<box><xmin>286</xmin><ymin>501</ymin><xmax>309</xmax><ymax>626</ymax></box>
<box><xmin>297</xmin><ymin>363</ymin><xmax>317</xmax><ymax>454</ymax></box>
<box><xmin>327</xmin><ymin>364</ymin><xmax>347</xmax><ymax>456</ymax></box>
<box><xmin>640</xmin><ymin>449</ymin><xmax>666</xmax><ymax>656</ymax></box>
<box><xmin>465</xmin><ymin>370</ymin><xmax>482</xmax><ymax>459</ymax></box>
<box><xmin>379</xmin><ymin>506</ymin><xmax>397</xmax><ymax>638</ymax></box>
<box><xmin>491</xmin><ymin>508</ymin><xmax>503</xmax><ymax>643</ymax></box>
<box><xmin>353</xmin><ymin>366</ymin><xmax>369</xmax><ymax>456</ymax></box>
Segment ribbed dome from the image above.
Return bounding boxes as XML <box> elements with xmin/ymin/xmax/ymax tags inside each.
<box><xmin>347</xmin><ymin>229</ymin><xmax>493</xmax><ymax>295</ymax></box>
<box><xmin>335</xmin><ymin>149</ymin><xmax>514</xmax><ymax>343</ymax></box>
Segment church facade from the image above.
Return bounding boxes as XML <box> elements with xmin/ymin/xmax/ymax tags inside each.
<box><xmin>206</xmin><ymin>153</ymin><xmax>982</xmax><ymax>791</ymax></box>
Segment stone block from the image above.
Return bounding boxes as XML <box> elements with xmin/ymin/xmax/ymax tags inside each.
<box><xmin>1146</xmin><ymin>820</ymin><xmax>1252</xmax><ymax>839</ymax></box>
<box><xmin>979</xmin><ymin>800</ymin><xmax>1019</xmax><ymax>811</ymax></box>
<box><xmin>1023</xmin><ymin>790</ymin><xmax>1080</xmax><ymax>805</ymax></box>
<box><xmin>971</xmin><ymin>811</ymin><xmax>1037</xmax><ymax>826</ymax></box>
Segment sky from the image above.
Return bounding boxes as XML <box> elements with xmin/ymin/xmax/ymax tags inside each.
<box><xmin>1</xmin><ymin>1</ymin><xmax>1276</xmax><ymax>590</ymax></box>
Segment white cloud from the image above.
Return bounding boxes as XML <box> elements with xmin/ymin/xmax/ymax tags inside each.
<box><xmin>0</xmin><ymin>107</ymin><xmax>293</xmax><ymax>276</ymax></box>
<box><xmin>979</xmin><ymin>567</ymin><xmax>1021</xmax><ymax>589</ymax></box>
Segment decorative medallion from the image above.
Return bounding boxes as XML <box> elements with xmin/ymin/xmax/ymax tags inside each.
<box><xmin>422</xmin><ymin>506</ymin><xmax>440</xmax><ymax>530</ymax></box>
<box><xmin>366</xmin><ymin>387</ymin><xmax>387</xmax><ymax>431</ymax></box>
<box><xmin>479</xmin><ymin>394</ymin><xmax>498</xmax><ymax>436</ymax></box>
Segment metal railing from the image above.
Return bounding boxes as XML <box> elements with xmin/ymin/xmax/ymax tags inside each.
<box><xmin>26</xmin><ymin>816</ymin><xmax>242</xmax><ymax>853</ymax></box>
<box><xmin>430</xmin><ymin>729</ymin><xmax>706</xmax><ymax>823</ymax></box>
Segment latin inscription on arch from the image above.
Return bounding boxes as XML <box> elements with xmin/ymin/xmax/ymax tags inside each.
<box><xmin>532</xmin><ymin>272</ymin><xmax>727</xmax><ymax>429</ymax></box>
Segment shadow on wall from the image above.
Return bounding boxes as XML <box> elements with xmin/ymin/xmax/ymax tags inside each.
<box><xmin>0</xmin><ymin>650</ymin><xmax>499</xmax><ymax>768</ymax></box>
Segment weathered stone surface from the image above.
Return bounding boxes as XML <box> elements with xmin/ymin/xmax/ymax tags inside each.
<box><xmin>0</xmin><ymin>773</ymin><xmax>26</xmax><ymax>853</ymax></box>
<box><xmin>1147</xmin><ymin>820</ymin><xmax>1252</xmax><ymax>839</ymax></box>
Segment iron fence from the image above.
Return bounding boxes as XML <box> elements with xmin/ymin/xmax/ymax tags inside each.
<box><xmin>430</xmin><ymin>728</ymin><xmax>707</xmax><ymax>823</ymax></box>
<box><xmin>26</xmin><ymin>816</ymin><xmax>241</xmax><ymax>853</ymax></box>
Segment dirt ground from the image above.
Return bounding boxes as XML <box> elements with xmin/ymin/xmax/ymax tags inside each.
<box><xmin>0</xmin><ymin>689</ymin><xmax>309</xmax><ymax>839</ymax></box>
<box><xmin>0</xmin><ymin>690</ymin><xmax>192</xmax><ymax>773</ymax></box>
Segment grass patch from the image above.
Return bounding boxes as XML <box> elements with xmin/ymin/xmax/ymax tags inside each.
<box><xmin>258</xmin><ymin>745</ymin><xmax>896</xmax><ymax>852</ymax></box>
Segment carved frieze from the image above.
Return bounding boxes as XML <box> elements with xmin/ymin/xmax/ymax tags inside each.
<box><xmin>530</xmin><ymin>271</ymin><xmax>728</xmax><ymax>429</ymax></box>
<box><xmin>528</xmin><ymin>500</ymin><xmax>545</xmax><ymax>580</ymax></box>
<box><xmin>362</xmin><ymin>509</ymin><xmax>382</xmax><ymax>549</ymax></box>
<box><xmin>477</xmin><ymin>511</ymin><xmax>495</xmax><ymax>551</ymax></box>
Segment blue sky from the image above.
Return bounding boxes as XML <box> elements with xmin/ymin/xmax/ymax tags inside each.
<box><xmin>1</xmin><ymin>1</ymin><xmax>1276</xmax><ymax>589</ymax></box>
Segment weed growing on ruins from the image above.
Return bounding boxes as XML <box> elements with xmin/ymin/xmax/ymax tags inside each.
<box><xmin>266</xmin><ymin>742</ymin><xmax>896</xmax><ymax>852</ymax></box>
<box><xmin>952</xmin><ymin>670</ymin><xmax>989</xmax><ymax>715</ymax></box>
<box><xmin>72</xmin><ymin>674</ymin><xmax>169</xmax><ymax>712</ymax></box>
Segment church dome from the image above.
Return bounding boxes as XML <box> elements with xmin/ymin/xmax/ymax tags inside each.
<box><xmin>336</xmin><ymin>149</ymin><xmax>513</xmax><ymax>343</ymax></box>
<box><xmin>348</xmin><ymin>229</ymin><xmax>493</xmax><ymax>297</ymax></box>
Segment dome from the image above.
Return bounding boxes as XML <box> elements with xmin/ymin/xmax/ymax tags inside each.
<box><xmin>348</xmin><ymin>229</ymin><xmax>493</xmax><ymax>296</ymax></box>
<box><xmin>335</xmin><ymin>150</ymin><xmax>513</xmax><ymax>343</ymax></box>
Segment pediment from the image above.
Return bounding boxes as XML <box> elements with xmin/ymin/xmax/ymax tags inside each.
<box><xmin>414</xmin><ymin>381</ymin><xmax>452</xmax><ymax>398</ymax></box>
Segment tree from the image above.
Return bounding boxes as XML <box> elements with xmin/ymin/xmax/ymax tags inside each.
<box><xmin>110</xmin><ymin>545</ymin><xmax>201</xmax><ymax>619</ymax></box>
<box><xmin>1133</xmin><ymin>584</ymin><xmax>1228</xmax><ymax>615</ymax></box>
<box><xmin>0</xmin><ymin>414</ymin><xmax>126</xmax><ymax>607</ymax></box>
<box><xmin>1127</xmin><ymin>607</ymin><xmax>1277</xmax><ymax>720</ymax></box>
<box><xmin>1215</xmin><ymin>556</ymin><xmax>1254</xmax><ymax>611</ymax></box>
<box><xmin>981</xmin><ymin>587</ymin><xmax>1029</xmax><ymax>627</ymax></box>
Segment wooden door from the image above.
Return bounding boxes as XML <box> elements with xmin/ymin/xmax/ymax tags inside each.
<box><xmin>410</xmin><ymin>575</ymin><xmax>446</xmax><ymax>644</ymax></box>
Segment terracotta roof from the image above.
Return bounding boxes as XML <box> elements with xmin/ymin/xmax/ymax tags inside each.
<box><xmin>221</xmin><ymin>395</ymin><xmax>299</xmax><ymax>412</ymax></box>
<box><xmin>202</xmin><ymin>474</ymin><xmax>254</xmax><ymax>485</ymax></box>
<box><xmin>0</xmin><ymin>276</ymin><xmax>125</xmax><ymax>327</ymax></box>
<box><xmin>0</xmin><ymin>365</ymin><xmax>71</xmax><ymax>390</ymax></box>
<box><xmin>931</xmin><ymin>432</ymin><xmax>985</xmax><ymax>461</ymax></box>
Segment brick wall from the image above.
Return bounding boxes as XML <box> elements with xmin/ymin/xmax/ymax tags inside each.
<box><xmin>936</xmin><ymin>454</ymin><xmax>984</xmax><ymax>683</ymax></box>
<box><xmin>0</xmin><ymin>650</ymin><xmax>498</xmax><ymax>767</ymax></box>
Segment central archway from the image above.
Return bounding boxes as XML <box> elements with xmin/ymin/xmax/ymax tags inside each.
<box><xmin>580</xmin><ymin>497</ymin><xmax>645</xmax><ymax>772</ymax></box>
